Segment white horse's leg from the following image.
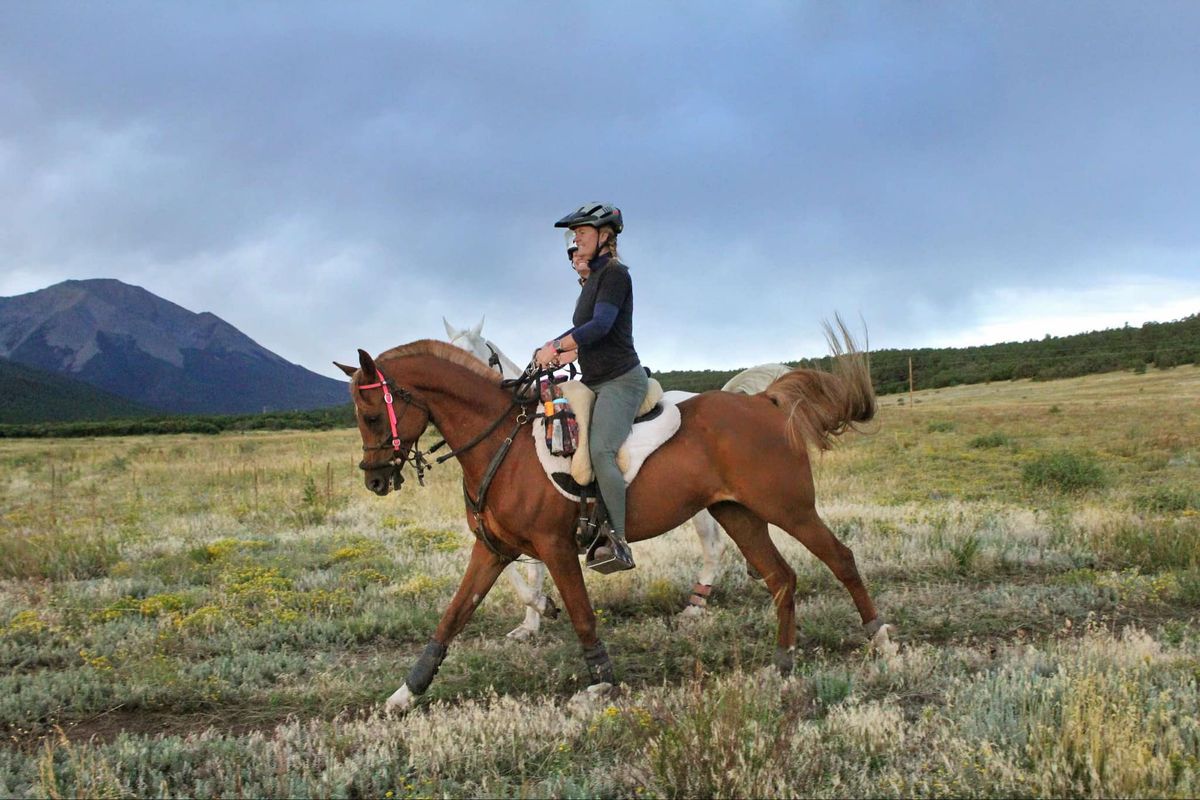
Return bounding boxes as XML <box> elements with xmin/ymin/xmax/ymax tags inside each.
<box><xmin>502</xmin><ymin>560</ymin><xmax>555</xmax><ymax>641</ymax></box>
<box><xmin>679</xmin><ymin>509</ymin><xmax>726</xmax><ymax>618</ymax></box>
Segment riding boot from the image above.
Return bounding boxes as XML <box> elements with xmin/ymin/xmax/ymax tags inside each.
<box><xmin>586</xmin><ymin>503</ymin><xmax>635</xmax><ymax>573</ymax></box>
<box><xmin>588</xmin><ymin>525</ymin><xmax>635</xmax><ymax>573</ymax></box>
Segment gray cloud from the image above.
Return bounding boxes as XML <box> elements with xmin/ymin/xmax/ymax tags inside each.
<box><xmin>2</xmin><ymin>2</ymin><xmax>1197</xmax><ymax>374</ymax></box>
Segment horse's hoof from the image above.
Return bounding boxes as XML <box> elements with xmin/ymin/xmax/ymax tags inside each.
<box><xmin>540</xmin><ymin>595</ymin><xmax>561</xmax><ymax>620</ymax></box>
<box><xmin>677</xmin><ymin>603</ymin><xmax>707</xmax><ymax>619</ymax></box>
<box><xmin>506</xmin><ymin>624</ymin><xmax>538</xmax><ymax>642</ymax></box>
<box><xmin>384</xmin><ymin>683</ymin><xmax>416</xmax><ymax>714</ymax></box>
<box><xmin>569</xmin><ymin>682</ymin><xmax>614</xmax><ymax>711</ymax></box>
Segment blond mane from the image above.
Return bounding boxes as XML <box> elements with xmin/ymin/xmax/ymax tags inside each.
<box><xmin>376</xmin><ymin>339</ymin><xmax>503</xmax><ymax>385</ymax></box>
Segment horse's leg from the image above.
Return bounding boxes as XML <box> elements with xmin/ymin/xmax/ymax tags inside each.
<box><xmin>501</xmin><ymin>561</ymin><xmax>556</xmax><ymax>641</ymax></box>
<box><xmin>707</xmin><ymin>502</ymin><xmax>799</xmax><ymax>675</ymax></box>
<box><xmin>385</xmin><ymin>540</ymin><xmax>510</xmax><ymax>712</ymax></box>
<box><xmin>766</xmin><ymin>506</ymin><xmax>893</xmax><ymax>648</ymax></box>
<box><xmin>679</xmin><ymin>510</ymin><xmax>726</xmax><ymax>618</ymax></box>
<box><xmin>536</xmin><ymin>536</ymin><xmax>616</xmax><ymax>692</ymax></box>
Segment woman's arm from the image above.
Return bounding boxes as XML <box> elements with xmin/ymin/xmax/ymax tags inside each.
<box><xmin>535</xmin><ymin>301</ymin><xmax>618</xmax><ymax>367</ymax></box>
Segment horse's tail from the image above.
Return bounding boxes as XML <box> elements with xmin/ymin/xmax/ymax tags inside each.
<box><xmin>764</xmin><ymin>315</ymin><xmax>876</xmax><ymax>452</ymax></box>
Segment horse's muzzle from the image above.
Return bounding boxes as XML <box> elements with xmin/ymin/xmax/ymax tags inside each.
<box><xmin>361</xmin><ymin>461</ymin><xmax>404</xmax><ymax>495</ymax></box>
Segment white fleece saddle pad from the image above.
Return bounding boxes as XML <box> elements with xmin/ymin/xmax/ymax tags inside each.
<box><xmin>533</xmin><ymin>379</ymin><xmax>681</xmax><ymax>502</ymax></box>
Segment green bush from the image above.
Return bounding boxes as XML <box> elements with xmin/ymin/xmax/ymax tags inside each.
<box><xmin>1089</xmin><ymin>518</ymin><xmax>1200</xmax><ymax>571</ymax></box>
<box><xmin>926</xmin><ymin>420</ymin><xmax>955</xmax><ymax>433</ymax></box>
<box><xmin>1022</xmin><ymin>451</ymin><xmax>1106</xmax><ymax>493</ymax></box>
<box><xmin>969</xmin><ymin>432</ymin><xmax>1014</xmax><ymax>449</ymax></box>
<box><xmin>1132</xmin><ymin>486</ymin><xmax>1200</xmax><ymax>514</ymax></box>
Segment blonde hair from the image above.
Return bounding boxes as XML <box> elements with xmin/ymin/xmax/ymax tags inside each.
<box><xmin>599</xmin><ymin>226</ymin><xmax>620</xmax><ymax>261</ymax></box>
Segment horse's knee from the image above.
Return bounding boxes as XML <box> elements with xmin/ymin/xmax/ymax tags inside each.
<box><xmin>832</xmin><ymin>542</ymin><xmax>862</xmax><ymax>582</ymax></box>
<box><xmin>769</xmin><ymin>566</ymin><xmax>797</xmax><ymax>610</ymax></box>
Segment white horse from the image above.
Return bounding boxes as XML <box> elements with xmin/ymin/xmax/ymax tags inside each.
<box><xmin>443</xmin><ymin>317</ymin><xmax>792</xmax><ymax>639</ymax></box>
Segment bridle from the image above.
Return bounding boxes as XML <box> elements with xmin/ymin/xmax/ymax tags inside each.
<box><xmin>355</xmin><ymin>360</ymin><xmax>555</xmax><ymax>561</ymax></box>
<box><xmin>356</xmin><ymin>374</ymin><xmax>434</xmax><ymax>490</ymax></box>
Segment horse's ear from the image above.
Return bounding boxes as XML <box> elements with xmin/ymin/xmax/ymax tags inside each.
<box><xmin>443</xmin><ymin>317</ymin><xmax>457</xmax><ymax>338</ymax></box>
<box><xmin>357</xmin><ymin>348</ymin><xmax>378</xmax><ymax>380</ymax></box>
<box><xmin>333</xmin><ymin>361</ymin><xmax>357</xmax><ymax>378</ymax></box>
<box><xmin>472</xmin><ymin>316</ymin><xmax>484</xmax><ymax>337</ymax></box>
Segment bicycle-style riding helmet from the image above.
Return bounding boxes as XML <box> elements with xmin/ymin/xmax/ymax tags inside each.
<box><xmin>554</xmin><ymin>202</ymin><xmax>624</xmax><ymax>234</ymax></box>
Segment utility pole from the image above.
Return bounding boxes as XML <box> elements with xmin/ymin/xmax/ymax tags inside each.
<box><xmin>908</xmin><ymin>356</ymin><xmax>914</xmax><ymax>410</ymax></box>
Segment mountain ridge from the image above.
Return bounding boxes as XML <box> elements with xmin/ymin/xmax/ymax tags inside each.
<box><xmin>0</xmin><ymin>279</ymin><xmax>346</xmax><ymax>416</ymax></box>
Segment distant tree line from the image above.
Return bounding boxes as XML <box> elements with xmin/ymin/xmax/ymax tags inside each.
<box><xmin>0</xmin><ymin>405</ymin><xmax>356</xmax><ymax>439</ymax></box>
<box><xmin>3</xmin><ymin>315</ymin><xmax>1195</xmax><ymax>438</ymax></box>
<box><xmin>656</xmin><ymin>314</ymin><xmax>1200</xmax><ymax>395</ymax></box>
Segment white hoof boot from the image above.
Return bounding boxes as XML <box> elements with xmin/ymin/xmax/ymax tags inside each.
<box><xmin>569</xmin><ymin>682</ymin><xmax>614</xmax><ymax>712</ymax></box>
<box><xmin>506</xmin><ymin>623</ymin><xmax>538</xmax><ymax>642</ymax></box>
<box><xmin>384</xmin><ymin>683</ymin><xmax>416</xmax><ymax>714</ymax></box>
<box><xmin>869</xmin><ymin>623</ymin><xmax>899</xmax><ymax>658</ymax></box>
<box><xmin>677</xmin><ymin>604</ymin><xmax>707</xmax><ymax>620</ymax></box>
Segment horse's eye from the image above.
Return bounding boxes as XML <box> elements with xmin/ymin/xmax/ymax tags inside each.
<box><xmin>364</xmin><ymin>415</ymin><xmax>381</xmax><ymax>425</ymax></box>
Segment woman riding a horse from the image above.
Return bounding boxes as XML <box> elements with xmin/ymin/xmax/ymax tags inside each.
<box><xmin>534</xmin><ymin>202</ymin><xmax>644</xmax><ymax>572</ymax></box>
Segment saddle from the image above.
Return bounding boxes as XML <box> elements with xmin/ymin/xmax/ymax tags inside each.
<box><xmin>532</xmin><ymin>377</ymin><xmax>681</xmax><ymax>502</ymax></box>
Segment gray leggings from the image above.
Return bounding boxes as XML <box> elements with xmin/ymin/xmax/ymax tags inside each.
<box><xmin>589</xmin><ymin>365</ymin><xmax>648</xmax><ymax>538</ymax></box>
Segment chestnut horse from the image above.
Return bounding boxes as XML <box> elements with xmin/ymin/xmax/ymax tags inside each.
<box><xmin>335</xmin><ymin>325</ymin><xmax>891</xmax><ymax>711</ymax></box>
<box><xmin>443</xmin><ymin>315</ymin><xmax>792</xmax><ymax>636</ymax></box>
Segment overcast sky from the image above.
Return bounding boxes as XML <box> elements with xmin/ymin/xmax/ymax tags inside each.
<box><xmin>2</xmin><ymin>2</ymin><xmax>1197</xmax><ymax>376</ymax></box>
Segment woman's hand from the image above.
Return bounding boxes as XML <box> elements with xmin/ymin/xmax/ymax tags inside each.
<box><xmin>534</xmin><ymin>343</ymin><xmax>560</xmax><ymax>369</ymax></box>
<box><xmin>557</xmin><ymin>349</ymin><xmax>578</xmax><ymax>365</ymax></box>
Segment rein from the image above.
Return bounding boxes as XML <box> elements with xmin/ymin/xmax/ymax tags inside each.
<box><xmin>358</xmin><ymin>362</ymin><xmax>548</xmax><ymax>561</ymax></box>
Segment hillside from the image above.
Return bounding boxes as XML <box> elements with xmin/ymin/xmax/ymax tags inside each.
<box><xmin>0</xmin><ymin>357</ymin><xmax>152</xmax><ymax>423</ymax></box>
<box><xmin>0</xmin><ymin>279</ymin><xmax>347</xmax><ymax>415</ymax></box>
<box><xmin>656</xmin><ymin>314</ymin><xmax>1200</xmax><ymax>394</ymax></box>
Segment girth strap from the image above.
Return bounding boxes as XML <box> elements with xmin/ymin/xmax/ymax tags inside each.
<box><xmin>463</xmin><ymin>414</ymin><xmax>529</xmax><ymax>560</ymax></box>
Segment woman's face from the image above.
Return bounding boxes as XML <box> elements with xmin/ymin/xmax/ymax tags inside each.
<box><xmin>570</xmin><ymin>225</ymin><xmax>600</xmax><ymax>260</ymax></box>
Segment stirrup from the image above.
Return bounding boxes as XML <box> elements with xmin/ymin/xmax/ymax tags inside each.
<box><xmin>587</xmin><ymin>526</ymin><xmax>635</xmax><ymax>574</ymax></box>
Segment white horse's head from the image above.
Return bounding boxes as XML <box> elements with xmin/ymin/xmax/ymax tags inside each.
<box><xmin>442</xmin><ymin>316</ymin><xmax>524</xmax><ymax>379</ymax></box>
<box><xmin>443</xmin><ymin>316</ymin><xmax>488</xmax><ymax>362</ymax></box>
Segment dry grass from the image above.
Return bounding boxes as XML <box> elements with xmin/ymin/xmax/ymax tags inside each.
<box><xmin>1</xmin><ymin>365</ymin><xmax>1198</xmax><ymax>797</ymax></box>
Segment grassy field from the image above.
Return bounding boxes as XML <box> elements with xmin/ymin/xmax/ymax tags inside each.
<box><xmin>2</xmin><ymin>365</ymin><xmax>1199</xmax><ymax>797</ymax></box>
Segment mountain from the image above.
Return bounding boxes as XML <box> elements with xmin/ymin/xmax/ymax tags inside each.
<box><xmin>0</xmin><ymin>356</ymin><xmax>152</xmax><ymax>423</ymax></box>
<box><xmin>0</xmin><ymin>279</ymin><xmax>348</xmax><ymax>415</ymax></box>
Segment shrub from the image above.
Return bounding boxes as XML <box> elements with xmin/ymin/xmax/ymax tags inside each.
<box><xmin>969</xmin><ymin>432</ymin><xmax>1014</xmax><ymax>449</ymax></box>
<box><xmin>926</xmin><ymin>420</ymin><xmax>955</xmax><ymax>433</ymax></box>
<box><xmin>1132</xmin><ymin>486</ymin><xmax>1200</xmax><ymax>514</ymax></box>
<box><xmin>1022</xmin><ymin>451</ymin><xmax>1106</xmax><ymax>493</ymax></box>
<box><xmin>1089</xmin><ymin>518</ymin><xmax>1200</xmax><ymax>571</ymax></box>
<box><xmin>950</xmin><ymin>533</ymin><xmax>982</xmax><ymax>573</ymax></box>
<box><xmin>0</xmin><ymin>530</ymin><xmax>120</xmax><ymax>580</ymax></box>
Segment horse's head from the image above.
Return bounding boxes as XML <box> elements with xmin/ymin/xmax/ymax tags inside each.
<box><xmin>443</xmin><ymin>316</ymin><xmax>488</xmax><ymax>362</ymax></box>
<box><xmin>335</xmin><ymin>349</ymin><xmax>432</xmax><ymax>496</ymax></box>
